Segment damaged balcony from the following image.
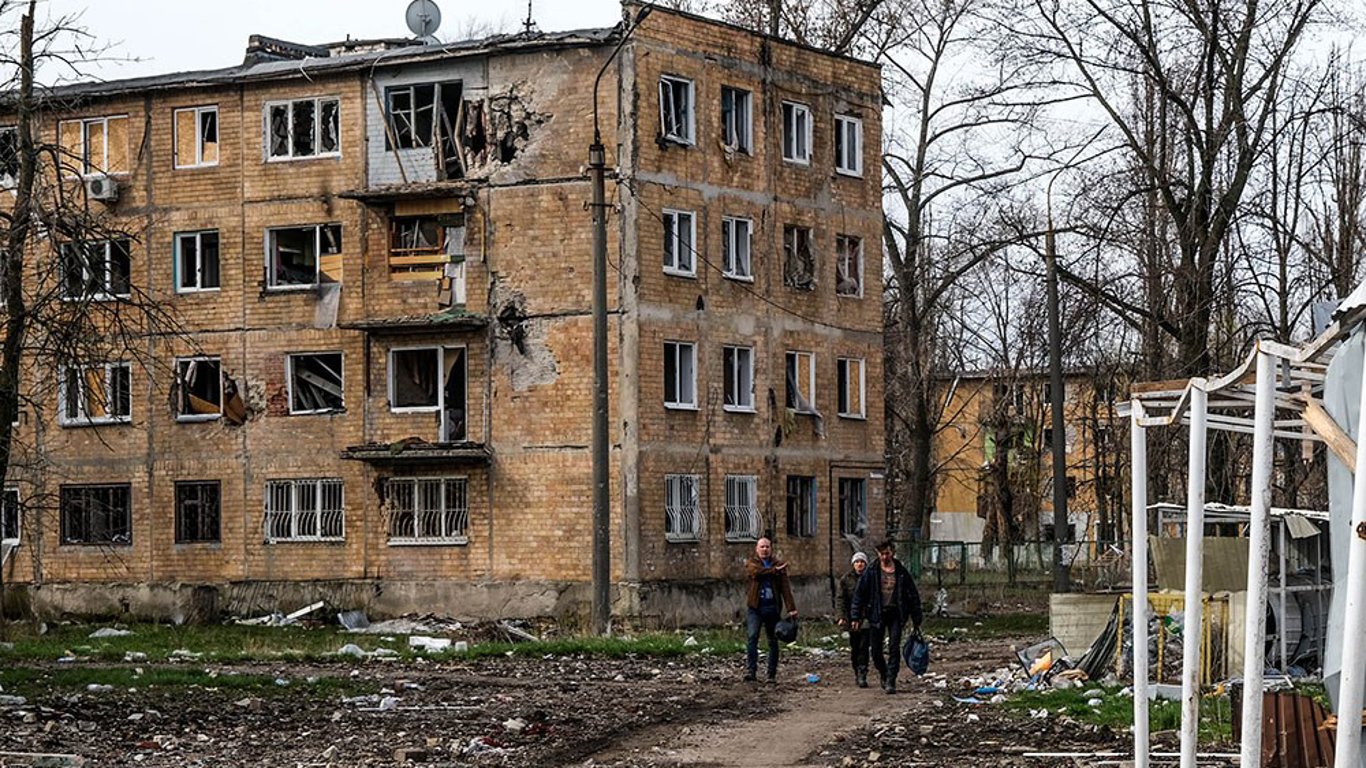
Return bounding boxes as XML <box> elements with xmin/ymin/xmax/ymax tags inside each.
<box><xmin>340</xmin><ymin>439</ymin><xmax>490</xmax><ymax>467</ymax></box>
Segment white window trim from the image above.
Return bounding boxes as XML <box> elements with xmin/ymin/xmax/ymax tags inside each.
<box><xmin>62</xmin><ymin>239</ymin><xmax>131</xmax><ymax>302</ymax></box>
<box><xmin>58</xmin><ymin>115</ymin><xmax>130</xmax><ymax>178</ymax></box>
<box><xmin>174</xmin><ymin>230</ymin><xmax>220</xmax><ymax>294</ymax></box>
<box><xmin>174</xmin><ymin>356</ymin><xmax>223</xmax><ymax>423</ymax></box>
<box><xmin>387</xmin><ymin>345</ymin><xmax>464</xmax><ymax>415</ymax></box>
<box><xmin>662</xmin><ymin>208</ymin><xmax>697</xmax><ymax>278</ymax></box>
<box><xmin>658</xmin><ymin>75</ymin><xmax>696</xmax><ymax>146</ymax></box>
<box><xmin>836</xmin><ymin>234</ymin><xmax>864</xmax><ymax>298</ymax></box>
<box><xmin>664</xmin><ymin>473</ymin><xmax>701</xmax><ymax>542</ymax></box>
<box><xmin>58</xmin><ymin>362</ymin><xmax>132</xmax><ymax>426</ymax></box>
<box><xmin>173</xmin><ymin>105</ymin><xmax>219</xmax><ymax>169</ymax></box>
<box><xmin>721</xmin><ymin>216</ymin><xmax>754</xmax><ymax>282</ymax></box>
<box><xmin>721</xmin><ymin>86</ymin><xmax>752</xmax><ymax>154</ymax></box>
<box><xmin>664</xmin><ymin>340</ymin><xmax>698</xmax><ymax>411</ymax></box>
<box><xmin>2</xmin><ymin>486</ymin><xmax>21</xmax><ymax>547</ymax></box>
<box><xmin>262</xmin><ymin>96</ymin><xmax>341</xmax><ymax>162</ymax></box>
<box><xmin>787</xmin><ymin>350</ymin><xmax>817</xmax><ymax>413</ymax></box>
<box><xmin>287</xmin><ymin>351</ymin><xmax>346</xmax><ymax>415</ymax></box>
<box><xmin>724</xmin><ymin>474</ymin><xmax>759</xmax><ymax>543</ymax></box>
<box><xmin>722</xmin><ymin>344</ymin><xmax>755</xmax><ymax>413</ymax></box>
<box><xmin>834</xmin><ymin>114</ymin><xmax>863</xmax><ymax>177</ymax></box>
<box><xmin>263</xmin><ymin>478</ymin><xmax>345</xmax><ymax>543</ymax></box>
<box><xmin>264</xmin><ymin>223</ymin><xmax>337</xmax><ymax>291</ymax></box>
<box><xmin>385</xmin><ymin>475</ymin><xmax>470</xmax><ymax>546</ymax></box>
<box><xmin>782</xmin><ymin>101</ymin><xmax>812</xmax><ymax>165</ymax></box>
<box><xmin>838</xmin><ymin>357</ymin><xmax>867</xmax><ymax>419</ymax></box>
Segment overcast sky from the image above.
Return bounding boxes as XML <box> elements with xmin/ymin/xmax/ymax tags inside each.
<box><xmin>38</xmin><ymin>0</ymin><xmax>626</xmax><ymax>82</ymax></box>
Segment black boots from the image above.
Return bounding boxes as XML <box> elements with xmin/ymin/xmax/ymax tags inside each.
<box><xmin>855</xmin><ymin>668</ymin><xmax>868</xmax><ymax>688</ymax></box>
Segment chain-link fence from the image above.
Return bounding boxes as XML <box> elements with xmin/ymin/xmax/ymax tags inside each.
<box><xmin>907</xmin><ymin>539</ymin><xmax>1131</xmax><ymax>589</ymax></box>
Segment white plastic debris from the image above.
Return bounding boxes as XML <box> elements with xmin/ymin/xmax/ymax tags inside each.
<box><xmin>683</xmin><ymin>636</ymin><xmax>698</xmax><ymax>647</ymax></box>
<box><xmin>503</xmin><ymin>717</ymin><xmax>527</xmax><ymax>733</ymax></box>
<box><xmin>89</xmin><ymin>627</ymin><xmax>133</xmax><ymax>638</ymax></box>
<box><xmin>378</xmin><ymin>696</ymin><xmax>400</xmax><ymax>711</ymax></box>
<box><xmin>86</xmin><ymin>684</ymin><xmax>114</xmax><ymax>693</ymax></box>
<box><xmin>453</xmin><ymin>641</ymin><xmax>469</xmax><ymax>653</ymax></box>
<box><xmin>1087</xmin><ymin>697</ymin><xmax>1103</xmax><ymax>707</ymax></box>
<box><xmin>408</xmin><ymin>636</ymin><xmax>451</xmax><ymax>653</ymax></box>
<box><xmin>336</xmin><ymin>643</ymin><xmax>367</xmax><ymax>657</ymax></box>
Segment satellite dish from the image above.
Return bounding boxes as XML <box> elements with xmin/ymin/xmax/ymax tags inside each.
<box><xmin>406</xmin><ymin>0</ymin><xmax>442</xmax><ymax>39</ymax></box>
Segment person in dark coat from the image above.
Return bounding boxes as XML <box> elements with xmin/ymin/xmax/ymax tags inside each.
<box><xmin>743</xmin><ymin>537</ymin><xmax>797</xmax><ymax>683</ymax></box>
<box><xmin>837</xmin><ymin>551</ymin><xmax>871</xmax><ymax>687</ymax></box>
<box><xmin>850</xmin><ymin>539</ymin><xmax>923</xmax><ymax>694</ymax></box>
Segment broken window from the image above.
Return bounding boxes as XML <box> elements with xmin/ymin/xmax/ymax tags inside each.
<box><xmin>658</xmin><ymin>75</ymin><xmax>694</xmax><ymax>145</ymax></box>
<box><xmin>835</xmin><ymin>234</ymin><xmax>862</xmax><ymax>296</ymax></box>
<box><xmin>723</xmin><ymin>345</ymin><xmax>754</xmax><ymax>412</ymax></box>
<box><xmin>384</xmin><ymin>82</ymin><xmax>462</xmax><ymax>157</ymax></box>
<box><xmin>174</xmin><ymin>106</ymin><xmax>219</xmax><ymax>168</ymax></box>
<box><xmin>837</xmin><ymin>357</ymin><xmax>865</xmax><ymax>418</ymax></box>
<box><xmin>782</xmin><ymin>225</ymin><xmax>815</xmax><ymax>291</ymax></box>
<box><xmin>785</xmin><ymin>350</ymin><xmax>816</xmax><ymax>414</ymax></box>
<box><xmin>266</xmin><ymin>223</ymin><xmax>341</xmax><ymax>289</ymax></box>
<box><xmin>2</xmin><ymin>487</ymin><xmax>20</xmax><ymax>544</ymax></box>
<box><xmin>664</xmin><ymin>340</ymin><xmax>696</xmax><ymax>409</ymax></box>
<box><xmin>781</xmin><ymin>102</ymin><xmax>811</xmax><ymax>164</ymax></box>
<box><xmin>288</xmin><ymin>352</ymin><xmax>344</xmax><ymax>414</ymax></box>
<box><xmin>834</xmin><ymin>114</ymin><xmax>862</xmax><ymax>176</ymax></box>
<box><xmin>0</xmin><ymin>126</ymin><xmax>16</xmax><ymax>185</ymax></box>
<box><xmin>387</xmin><ymin>346</ymin><xmax>467</xmax><ymax>441</ymax></box>
<box><xmin>838</xmin><ymin>478</ymin><xmax>867</xmax><ymax>537</ymax></box>
<box><xmin>662</xmin><ymin>209</ymin><xmax>695</xmax><ymax>276</ymax></box>
<box><xmin>175</xmin><ymin>480</ymin><xmax>221</xmax><ymax>544</ymax></box>
<box><xmin>61</xmin><ymin>238</ymin><xmax>132</xmax><ymax>300</ymax></box>
<box><xmin>721</xmin><ymin>217</ymin><xmax>752</xmax><ymax>280</ymax></box>
<box><xmin>390</xmin><ymin>214</ymin><xmax>464</xmax><ymax>278</ymax></box>
<box><xmin>720</xmin><ymin>86</ymin><xmax>751</xmax><ymax>153</ymax></box>
<box><xmin>60</xmin><ymin>483</ymin><xmax>132</xmax><ymax>545</ymax></box>
<box><xmin>265</xmin><ymin>97</ymin><xmax>340</xmax><ymax>160</ymax></box>
<box><xmin>724</xmin><ymin>475</ymin><xmax>759</xmax><ymax>542</ymax></box>
<box><xmin>785</xmin><ymin>475</ymin><xmax>817</xmax><ymax>538</ymax></box>
<box><xmin>385</xmin><ymin>477</ymin><xmax>468</xmax><ymax>544</ymax></box>
<box><xmin>174</xmin><ymin>357</ymin><xmax>223</xmax><ymax>421</ymax></box>
<box><xmin>264</xmin><ymin>478</ymin><xmax>344</xmax><ymax>542</ymax></box>
<box><xmin>175</xmin><ymin>230</ymin><xmax>221</xmax><ymax>292</ymax></box>
<box><xmin>57</xmin><ymin>115</ymin><xmax>129</xmax><ymax>175</ymax></box>
<box><xmin>664</xmin><ymin>474</ymin><xmax>701</xmax><ymax>542</ymax></box>
<box><xmin>60</xmin><ymin>362</ymin><xmax>132</xmax><ymax>425</ymax></box>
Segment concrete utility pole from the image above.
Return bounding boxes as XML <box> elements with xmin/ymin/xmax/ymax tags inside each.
<box><xmin>1045</xmin><ymin>210</ymin><xmax>1070</xmax><ymax>594</ymax></box>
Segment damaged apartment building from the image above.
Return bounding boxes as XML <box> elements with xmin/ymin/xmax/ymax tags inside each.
<box><xmin>0</xmin><ymin>4</ymin><xmax>886</xmax><ymax>624</ymax></box>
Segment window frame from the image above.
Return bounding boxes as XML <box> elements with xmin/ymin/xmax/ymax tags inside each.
<box><xmin>174</xmin><ymin>229</ymin><xmax>221</xmax><ymax>293</ymax></box>
<box><xmin>781</xmin><ymin>101</ymin><xmax>812</xmax><ymax>165</ymax></box>
<box><xmin>662</xmin><ymin>209</ymin><xmax>696</xmax><ymax>277</ymax></box>
<box><xmin>664</xmin><ymin>473</ymin><xmax>702</xmax><ymax>542</ymax></box>
<box><xmin>59</xmin><ymin>362</ymin><xmax>132</xmax><ymax>426</ymax></box>
<box><xmin>785</xmin><ymin>475</ymin><xmax>817</xmax><ymax>538</ymax></box>
<box><xmin>2</xmin><ymin>486</ymin><xmax>20</xmax><ymax>545</ymax></box>
<box><xmin>721</xmin><ymin>216</ymin><xmax>753</xmax><ymax>281</ymax></box>
<box><xmin>835</xmin><ymin>234</ymin><xmax>863</xmax><ymax>297</ymax></box>
<box><xmin>60</xmin><ymin>483</ymin><xmax>132</xmax><ymax>546</ymax></box>
<box><xmin>834</xmin><ymin>113</ymin><xmax>863</xmax><ymax>176</ymax></box>
<box><xmin>385</xmin><ymin>476</ymin><xmax>470</xmax><ymax>545</ymax></box>
<box><xmin>723</xmin><ymin>474</ymin><xmax>759</xmax><ymax>543</ymax></box>
<box><xmin>173</xmin><ymin>105</ymin><xmax>220</xmax><ymax>169</ymax></box>
<box><xmin>0</xmin><ymin>125</ymin><xmax>17</xmax><ymax>186</ymax></box>
<box><xmin>837</xmin><ymin>357</ymin><xmax>866</xmax><ymax>419</ymax></box>
<box><xmin>658</xmin><ymin>75</ymin><xmax>696</xmax><ymax>146</ymax></box>
<box><xmin>838</xmin><ymin>477</ymin><xmax>868</xmax><ymax>538</ymax></box>
<box><xmin>287</xmin><ymin>351</ymin><xmax>346</xmax><ymax>415</ymax></box>
<box><xmin>263</xmin><ymin>477</ymin><xmax>345</xmax><ymax>543</ymax></box>
<box><xmin>722</xmin><ymin>344</ymin><xmax>755</xmax><ymax>413</ymax></box>
<box><xmin>173</xmin><ymin>356</ymin><xmax>223</xmax><ymax>422</ymax></box>
<box><xmin>58</xmin><ymin>115</ymin><xmax>130</xmax><ymax>177</ymax></box>
<box><xmin>720</xmin><ymin>86</ymin><xmax>752</xmax><ymax>154</ymax></box>
<box><xmin>663</xmin><ymin>340</ymin><xmax>698</xmax><ymax>411</ymax></box>
<box><xmin>61</xmin><ymin>238</ymin><xmax>132</xmax><ymax>301</ymax></box>
<box><xmin>263</xmin><ymin>96</ymin><xmax>341</xmax><ymax>162</ymax></box>
<box><xmin>175</xmin><ymin>480</ymin><xmax>222</xmax><ymax>544</ymax></box>
<box><xmin>785</xmin><ymin>350</ymin><xmax>817</xmax><ymax>414</ymax></box>
<box><xmin>264</xmin><ymin>223</ymin><xmax>341</xmax><ymax>290</ymax></box>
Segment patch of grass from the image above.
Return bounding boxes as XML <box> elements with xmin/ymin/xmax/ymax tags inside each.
<box><xmin>0</xmin><ymin>666</ymin><xmax>374</xmax><ymax>698</ymax></box>
<box><xmin>929</xmin><ymin>613</ymin><xmax>1049</xmax><ymax>639</ymax></box>
<box><xmin>1004</xmin><ymin>686</ymin><xmax>1234</xmax><ymax>744</ymax></box>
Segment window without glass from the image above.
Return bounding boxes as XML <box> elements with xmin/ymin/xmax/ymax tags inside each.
<box><xmin>0</xmin><ymin>126</ymin><xmax>17</xmax><ymax>184</ymax></box>
<box><xmin>264</xmin><ymin>478</ymin><xmax>344</xmax><ymax>542</ymax></box>
<box><xmin>662</xmin><ymin>209</ymin><xmax>695</xmax><ymax>276</ymax></box>
<box><xmin>834</xmin><ymin>114</ymin><xmax>862</xmax><ymax>176</ymax></box>
<box><xmin>838</xmin><ymin>477</ymin><xmax>867</xmax><ymax>537</ymax></box>
<box><xmin>174</xmin><ymin>357</ymin><xmax>222</xmax><ymax>421</ymax></box>
<box><xmin>61</xmin><ymin>483</ymin><xmax>131</xmax><ymax>545</ymax></box>
<box><xmin>724</xmin><ymin>475</ymin><xmax>759</xmax><ymax>542</ymax></box>
<box><xmin>386</xmin><ymin>477</ymin><xmax>468</xmax><ymax>543</ymax></box>
<box><xmin>721</xmin><ymin>217</ymin><xmax>752</xmax><ymax>280</ymax></box>
<box><xmin>265</xmin><ymin>97</ymin><xmax>340</xmax><ymax>160</ymax></box>
<box><xmin>175</xmin><ymin>230</ymin><xmax>220</xmax><ymax>292</ymax></box>
<box><xmin>786</xmin><ymin>475</ymin><xmax>817</xmax><ymax>538</ymax></box>
<box><xmin>835</xmin><ymin>235</ymin><xmax>862</xmax><ymax>296</ymax></box>
<box><xmin>2</xmin><ymin>487</ymin><xmax>20</xmax><ymax>544</ymax></box>
<box><xmin>665</xmin><ymin>474</ymin><xmax>701</xmax><ymax>542</ymax></box>
<box><xmin>175</xmin><ymin>480</ymin><xmax>221</xmax><ymax>544</ymax></box>
<box><xmin>60</xmin><ymin>362</ymin><xmax>131</xmax><ymax>425</ymax></box>
<box><xmin>785</xmin><ymin>350</ymin><xmax>816</xmax><ymax>413</ymax></box>
<box><xmin>720</xmin><ymin>86</ymin><xmax>752</xmax><ymax>153</ymax></box>
<box><xmin>384</xmin><ymin>82</ymin><xmax>462</xmax><ymax>161</ymax></box>
<box><xmin>387</xmin><ymin>346</ymin><xmax>467</xmax><ymax>441</ymax></box>
<box><xmin>174</xmin><ymin>106</ymin><xmax>219</xmax><ymax>168</ymax></box>
<box><xmin>664</xmin><ymin>341</ymin><xmax>697</xmax><ymax>409</ymax></box>
<box><xmin>659</xmin><ymin>76</ymin><xmax>695</xmax><ymax>145</ymax></box>
<box><xmin>57</xmin><ymin>115</ymin><xmax>130</xmax><ymax>175</ymax></box>
<box><xmin>723</xmin><ymin>345</ymin><xmax>754</xmax><ymax>412</ymax></box>
<box><xmin>289</xmin><ymin>352</ymin><xmax>345</xmax><ymax>414</ymax></box>
<box><xmin>837</xmin><ymin>357</ymin><xmax>865</xmax><ymax>418</ymax></box>
<box><xmin>61</xmin><ymin>239</ymin><xmax>131</xmax><ymax>300</ymax></box>
<box><xmin>781</xmin><ymin>102</ymin><xmax>811</xmax><ymax>163</ymax></box>
<box><xmin>266</xmin><ymin>224</ymin><xmax>341</xmax><ymax>288</ymax></box>
<box><xmin>782</xmin><ymin>225</ymin><xmax>815</xmax><ymax>290</ymax></box>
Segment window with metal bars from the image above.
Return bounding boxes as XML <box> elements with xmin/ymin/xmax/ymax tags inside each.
<box><xmin>264</xmin><ymin>478</ymin><xmax>344</xmax><ymax>542</ymax></box>
<box><xmin>724</xmin><ymin>475</ymin><xmax>759</xmax><ymax>542</ymax></box>
<box><xmin>61</xmin><ymin>484</ymin><xmax>131</xmax><ymax>545</ymax></box>
<box><xmin>175</xmin><ymin>481</ymin><xmax>221</xmax><ymax>544</ymax></box>
<box><xmin>665</xmin><ymin>474</ymin><xmax>701</xmax><ymax>542</ymax></box>
<box><xmin>385</xmin><ymin>477</ymin><xmax>469</xmax><ymax>544</ymax></box>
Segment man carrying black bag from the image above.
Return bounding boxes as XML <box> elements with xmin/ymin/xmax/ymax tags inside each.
<box><xmin>850</xmin><ymin>539</ymin><xmax>923</xmax><ymax>694</ymax></box>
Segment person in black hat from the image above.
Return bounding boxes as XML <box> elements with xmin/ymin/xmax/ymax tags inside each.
<box><xmin>837</xmin><ymin>551</ymin><xmax>872</xmax><ymax>687</ymax></box>
<box><xmin>850</xmin><ymin>540</ymin><xmax>922</xmax><ymax>694</ymax></box>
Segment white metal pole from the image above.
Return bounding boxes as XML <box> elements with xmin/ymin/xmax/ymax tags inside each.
<box><xmin>1333</xmin><ymin>348</ymin><xmax>1366</xmax><ymax>768</ymax></box>
<box><xmin>1279</xmin><ymin>521</ymin><xmax>1288</xmax><ymax>674</ymax></box>
<box><xmin>1180</xmin><ymin>381</ymin><xmax>1208</xmax><ymax>768</ymax></box>
<box><xmin>1239</xmin><ymin>351</ymin><xmax>1275</xmax><ymax>768</ymax></box>
<box><xmin>1131</xmin><ymin>401</ymin><xmax>1150</xmax><ymax>768</ymax></box>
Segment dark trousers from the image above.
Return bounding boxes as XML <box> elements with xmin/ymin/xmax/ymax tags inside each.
<box><xmin>746</xmin><ymin>607</ymin><xmax>780</xmax><ymax>678</ymax></box>
<box><xmin>870</xmin><ymin>605</ymin><xmax>905</xmax><ymax>684</ymax></box>
<box><xmin>848</xmin><ymin>627</ymin><xmax>870</xmax><ymax>674</ymax></box>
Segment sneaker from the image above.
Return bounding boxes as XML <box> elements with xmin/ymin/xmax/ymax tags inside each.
<box><xmin>743</xmin><ymin>672</ymin><xmax>757</xmax><ymax>682</ymax></box>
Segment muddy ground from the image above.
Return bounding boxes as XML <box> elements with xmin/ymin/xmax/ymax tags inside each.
<box><xmin>0</xmin><ymin>633</ymin><xmax>1183</xmax><ymax>768</ymax></box>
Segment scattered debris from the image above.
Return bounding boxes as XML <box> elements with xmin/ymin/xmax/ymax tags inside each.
<box><xmin>337</xmin><ymin>610</ymin><xmax>370</xmax><ymax>631</ymax></box>
<box><xmin>89</xmin><ymin>628</ymin><xmax>133</xmax><ymax>639</ymax></box>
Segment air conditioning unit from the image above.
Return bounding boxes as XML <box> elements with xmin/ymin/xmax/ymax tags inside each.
<box><xmin>85</xmin><ymin>174</ymin><xmax>120</xmax><ymax>202</ymax></box>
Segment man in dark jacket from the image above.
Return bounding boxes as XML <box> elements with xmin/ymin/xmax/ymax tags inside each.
<box><xmin>850</xmin><ymin>539</ymin><xmax>922</xmax><ymax>694</ymax></box>
<box><xmin>837</xmin><ymin>551</ymin><xmax>871</xmax><ymax>687</ymax></box>
<box><xmin>744</xmin><ymin>537</ymin><xmax>797</xmax><ymax>683</ymax></box>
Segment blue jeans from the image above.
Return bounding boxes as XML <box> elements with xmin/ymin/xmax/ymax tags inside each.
<box><xmin>746</xmin><ymin>607</ymin><xmax>780</xmax><ymax>678</ymax></box>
